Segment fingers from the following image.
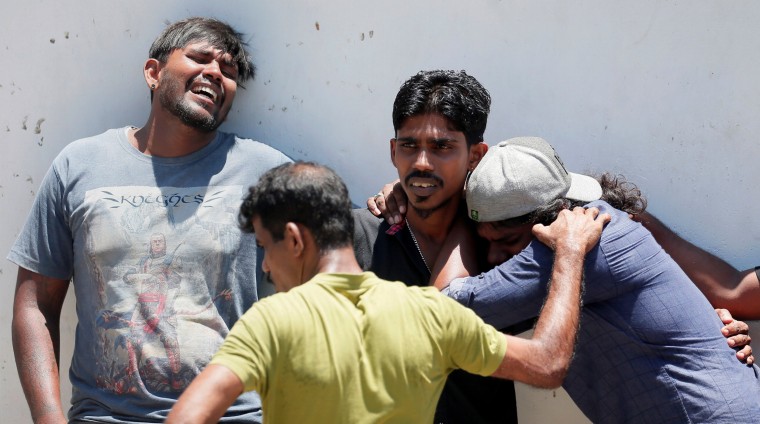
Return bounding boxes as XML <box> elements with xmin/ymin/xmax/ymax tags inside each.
<box><xmin>720</xmin><ymin>312</ymin><xmax>754</xmax><ymax>365</ymax></box>
<box><xmin>384</xmin><ymin>195</ymin><xmax>401</xmax><ymax>225</ymax></box>
<box><xmin>366</xmin><ymin>195</ymin><xmax>401</xmax><ymax>224</ymax></box>
<box><xmin>715</xmin><ymin>308</ymin><xmax>735</xmax><ymax>325</ymax></box>
<box><xmin>367</xmin><ymin>182</ymin><xmax>402</xmax><ymax>224</ymax></box>
<box><xmin>734</xmin><ymin>344</ymin><xmax>755</xmax><ymax>365</ymax></box>
<box><xmin>575</xmin><ymin>205</ymin><xmax>598</xmax><ymax>218</ymax></box>
<box><xmin>390</xmin><ymin>181</ymin><xmax>407</xmax><ymax>216</ymax></box>
<box><xmin>727</xmin><ymin>333</ymin><xmax>752</xmax><ymax>348</ymax></box>
<box><xmin>584</xmin><ymin>206</ymin><xmax>612</xmax><ymax>226</ymax></box>
<box><xmin>532</xmin><ymin>207</ymin><xmax>610</xmax><ymax>254</ymax></box>
<box><xmin>720</xmin><ymin>317</ymin><xmax>749</xmax><ymax>337</ymax></box>
<box><xmin>565</xmin><ymin>206</ymin><xmax>609</xmax><ymax>223</ymax></box>
<box><xmin>367</xmin><ymin>193</ymin><xmax>382</xmax><ymax>217</ymax></box>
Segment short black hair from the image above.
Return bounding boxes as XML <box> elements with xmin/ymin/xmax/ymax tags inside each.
<box><xmin>392</xmin><ymin>70</ymin><xmax>491</xmax><ymax>146</ymax></box>
<box><xmin>239</xmin><ymin>162</ymin><xmax>354</xmax><ymax>252</ymax></box>
<box><xmin>149</xmin><ymin>17</ymin><xmax>256</xmax><ymax>84</ymax></box>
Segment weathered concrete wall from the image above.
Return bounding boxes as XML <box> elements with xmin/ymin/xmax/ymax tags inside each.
<box><xmin>3</xmin><ymin>1</ymin><xmax>759</xmax><ymax>423</ymax></box>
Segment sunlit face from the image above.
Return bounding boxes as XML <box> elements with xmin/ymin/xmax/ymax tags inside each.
<box><xmin>252</xmin><ymin>217</ymin><xmax>300</xmax><ymax>293</ymax></box>
<box><xmin>477</xmin><ymin>222</ymin><xmax>535</xmax><ymax>266</ymax></box>
<box><xmin>156</xmin><ymin>41</ymin><xmax>239</xmax><ymax>132</ymax></box>
<box><xmin>391</xmin><ymin>114</ymin><xmax>482</xmax><ymax>217</ymax></box>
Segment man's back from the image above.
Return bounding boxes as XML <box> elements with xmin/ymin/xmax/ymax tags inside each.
<box><xmin>353</xmin><ymin>208</ymin><xmax>520</xmax><ymax>423</ymax></box>
<box><xmin>210</xmin><ymin>272</ymin><xmax>506</xmax><ymax>424</ymax></box>
<box><xmin>568</xmin><ymin>201</ymin><xmax>760</xmax><ymax>422</ymax></box>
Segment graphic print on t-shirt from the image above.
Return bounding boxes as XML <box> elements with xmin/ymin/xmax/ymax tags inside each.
<box><xmin>81</xmin><ymin>185</ymin><xmax>245</xmax><ymax>394</ymax></box>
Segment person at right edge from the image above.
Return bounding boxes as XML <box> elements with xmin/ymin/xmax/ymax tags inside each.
<box><xmin>635</xmin><ymin>211</ymin><xmax>760</xmax><ymax>321</ymax></box>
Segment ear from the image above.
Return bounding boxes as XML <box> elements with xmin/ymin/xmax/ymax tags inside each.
<box><xmin>390</xmin><ymin>138</ymin><xmax>398</xmax><ymax>168</ymax></box>
<box><xmin>283</xmin><ymin>222</ymin><xmax>305</xmax><ymax>258</ymax></box>
<box><xmin>468</xmin><ymin>142</ymin><xmax>488</xmax><ymax>171</ymax></box>
<box><xmin>144</xmin><ymin>58</ymin><xmax>162</xmax><ymax>90</ymax></box>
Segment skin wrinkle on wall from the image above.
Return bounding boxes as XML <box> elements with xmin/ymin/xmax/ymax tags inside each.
<box><xmin>2</xmin><ymin>1</ymin><xmax>760</xmax><ymax>423</ymax></box>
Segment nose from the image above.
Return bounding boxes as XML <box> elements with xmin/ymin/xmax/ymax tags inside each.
<box><xmin>203</xmin><ymin>59</ymin><xmax>223</xmax><ymax>83</ymax></box>
<box><xmin>413</xmin><ymin>148</ymin><xmax>433</xmax><ymax>171</ymax></box>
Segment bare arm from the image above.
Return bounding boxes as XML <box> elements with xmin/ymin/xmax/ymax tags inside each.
<box><xmin>637</xmin><ymin>211</ymin><xmax>760</xmax><ymax>320</ymax></box>
<box><xmin>166</xmin><ymin>364</ymin><xmax>244</xmax><ymax>424</ymax></box>
<box><xmin>12</xmin><ymin>267</ymin><xmax>70</xmax><ymax>424</ymax></box>
<box><xmin>491</xmin><ymin>207</ymin><xmax>610</xmax><ymax>388</ymax></box>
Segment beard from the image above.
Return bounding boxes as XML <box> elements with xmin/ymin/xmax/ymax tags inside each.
<box><xmin>410</xmin><ymin>195</ymin><xmax>452</xmax><ymax>219</ymax></box>
<box><xmin>158</xmin><ymin>72</ymin><xmax>225</xmax><ymax>133</ymax></box>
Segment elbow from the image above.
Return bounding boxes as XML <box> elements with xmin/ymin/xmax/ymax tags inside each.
<box><xmin>542</xmin><ymin>365</ymin><xmax>570</xmax><ymax>389</ymax></box>
<box><xmin>527</xmin><ymin>322</ymin><xmax>577</xmax><ymax>387</ymax></box>
<box><xmin>524</xmin><ymin>342</ymin><xmax>573</xmax><ymax>388</ymax></box>
<box><xmin>532</xmin><ymin>360</ymin><xmax>570</xmax><ymax>389</ymax></box>
<box><xmin>501</xmin><ymin>334</ymin><xmax>576</xmax><ymax>388</ymax></box>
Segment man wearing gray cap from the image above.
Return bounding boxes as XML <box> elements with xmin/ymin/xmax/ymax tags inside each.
<box><xmin>435</xmin><ymin>136</ymin><xmax>760</xmax><ymax>423</ymax></box>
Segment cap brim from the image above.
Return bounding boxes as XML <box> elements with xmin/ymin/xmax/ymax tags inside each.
<box><xmin>565</xmin><ymin>173</ymin><xmax>602</xmax><ymax>202</ymax></box>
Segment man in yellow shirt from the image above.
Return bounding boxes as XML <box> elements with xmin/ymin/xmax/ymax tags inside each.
<box><xmin>166</xmin><ymin>161</ymin><xmax>608</xmax><ymax>423</ymax></box>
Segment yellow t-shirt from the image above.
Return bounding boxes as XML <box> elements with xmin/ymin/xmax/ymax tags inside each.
<box><xmin>211</xmin><ymin>272</ymin><xmax>507</xmax><ymax>423</ymax></box>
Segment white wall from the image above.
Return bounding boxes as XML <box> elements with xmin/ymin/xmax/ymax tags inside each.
<box><xmin>2</xmin><ymin>1</ymin><xmax>759</xmax><ymax>423</ymax></box>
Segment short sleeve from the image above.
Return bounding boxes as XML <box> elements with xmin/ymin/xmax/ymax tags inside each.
<box><xmin>440</xmin><ymin>296</ymin><xmax>507</xmax><ymax>376</ymax></box>
<box><xmin>210</xmin><ymin>302</ymin><xmax>279</xmax><ymax>395</ymax></box>
<box><xmin>7</xmin><ymin>163</ymin><xmax>74</xmax><ymax>279</ymax></box>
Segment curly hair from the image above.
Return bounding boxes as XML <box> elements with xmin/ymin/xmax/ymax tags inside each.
<box><xmin>492</xmin><ymin>173</ymin><xmax>647</xmax><ymax>228</ymax></box>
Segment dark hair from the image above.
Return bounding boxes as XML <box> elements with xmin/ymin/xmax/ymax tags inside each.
<box><xmin>149</xmin><ymin>17</ymin><xmax>256</xmax><ymax>84</ymax></box>
<box><xmin>392</xmin><ymin>70</ymin><xmax>491</xmax><ymax>146</ymax></box>
<box><xmin>492</xmin><ymin>173</ymin><xmax>648</xmax><ymax>227</ymax></box>
<box><xmin>239</xmin><ymin>162</ymin><xmax>355</xmax><ymax>252</ymax></box>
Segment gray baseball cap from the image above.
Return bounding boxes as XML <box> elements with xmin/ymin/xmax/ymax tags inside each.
<box><xmin>466</xmin><ymin>137</ymin><xmax>602</xmax><ymax>222</ymax></box>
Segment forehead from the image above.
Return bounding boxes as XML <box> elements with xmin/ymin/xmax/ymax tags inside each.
<box><xmin>178</xmin><ymin>41</ymin><xmax>235</xmax><ymax>62</ymax></box>
<box><xmin>251</xmin><ymin>216</ymin><xmax>271</xmax><ymax>241</ymax></box>
<box><xmin>396</xmin><ymin>113</ymin><xmax>464</xmax><ymax>139</ymax></box>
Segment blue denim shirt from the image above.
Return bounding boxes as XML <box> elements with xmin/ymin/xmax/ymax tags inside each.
<box><xmin>445</xmin><ymin>200</ymin><xmax>760</xmax><ymax>423</ymax></box>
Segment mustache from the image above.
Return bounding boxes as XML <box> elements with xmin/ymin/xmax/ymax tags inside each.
<box><xmin>404</xmin><ymin>170</ymin><xmax>444</xmax><ymax>187</ymax></box>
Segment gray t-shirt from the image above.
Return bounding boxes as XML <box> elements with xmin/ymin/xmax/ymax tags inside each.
<box><xmin>8</xmin><ymin>127</ymin><xmax>290</xmax><ymax>423</ymax></box>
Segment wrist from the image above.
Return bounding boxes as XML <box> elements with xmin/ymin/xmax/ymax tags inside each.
<box><xmin>554</xmin><ymin>239</ymin><xmax>589</xmax><ymax>257</ymax></box>
<box><xmin>33</xmin><ymin>411</ymin><xmax>67</xmax><ymax>424</ymax></box>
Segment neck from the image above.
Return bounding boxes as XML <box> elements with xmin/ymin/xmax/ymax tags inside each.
<box><xmin>309</xmin><ymin>246</ymin><xmax>364</xmax><ymax>278</ymax></box>
<box><xmin>405</xmin><ymin>195</ymin><xmax>469</xmax><ymax>280</ymax></box>
<box><xmin>132</xmin><ymin>109</ymin><xmax>217</xmax><ymax>157</ymax></box>
<box><xmin>406</xmin><ymin>197</ymin><xmax>463</xmax><ymax>244</ymax></box>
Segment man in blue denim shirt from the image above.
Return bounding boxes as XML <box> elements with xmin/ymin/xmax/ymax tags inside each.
<box><xmin>439</xmin><ymin>137</ymin><xmax>760</xmax><ymax>423</ymax></box>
